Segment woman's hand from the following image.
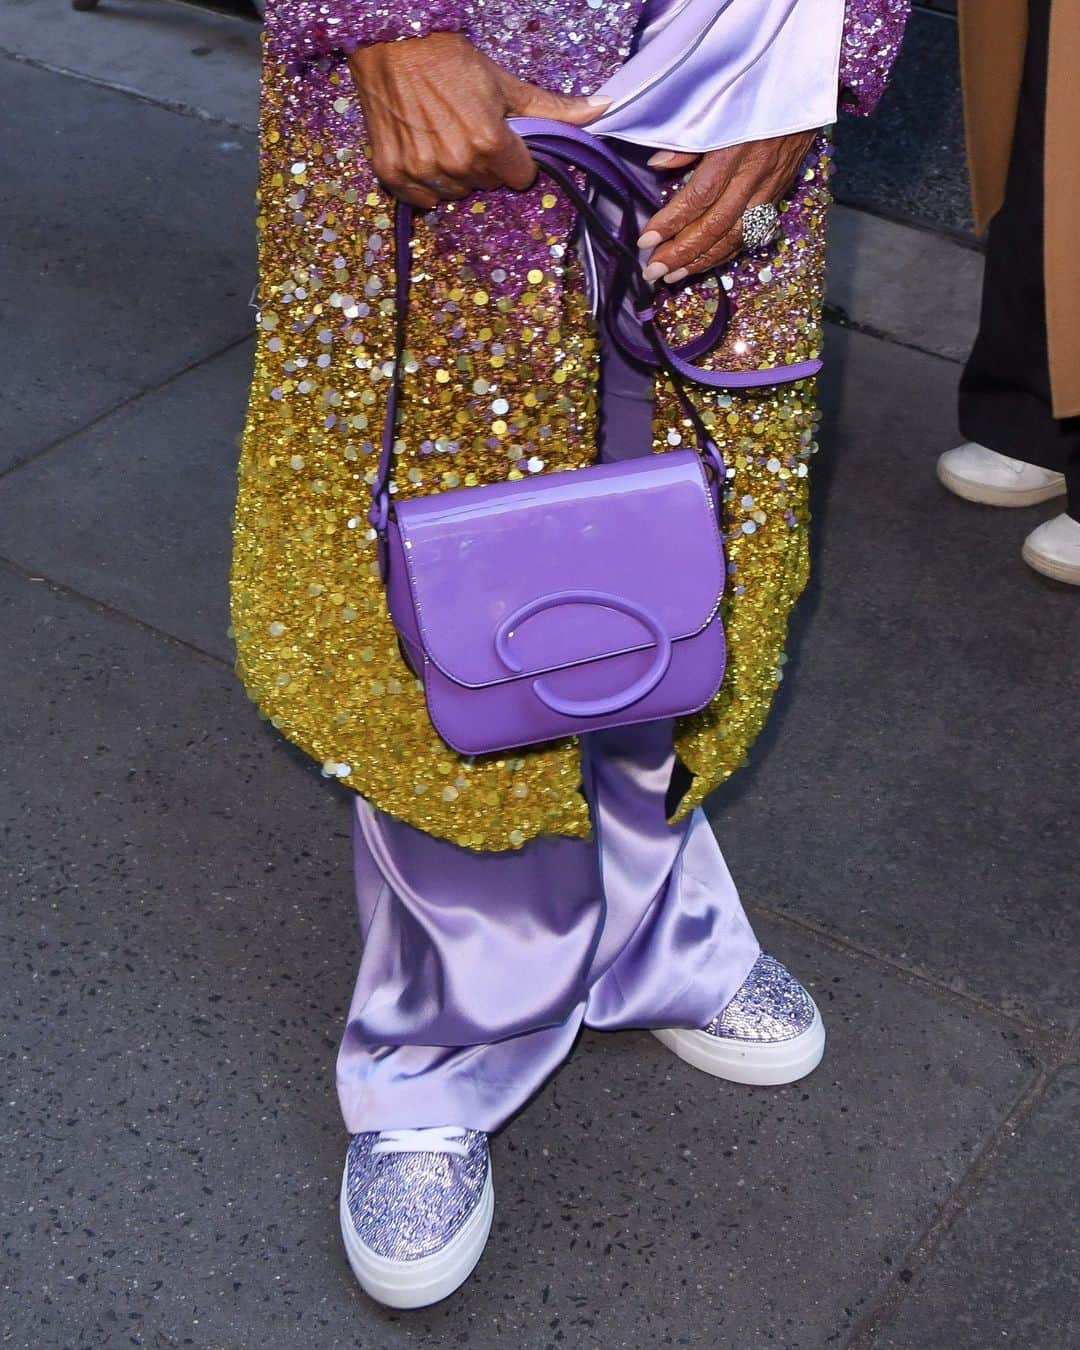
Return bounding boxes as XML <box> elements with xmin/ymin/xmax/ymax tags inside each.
<box><xmin>636</xmin><ymin>130</ymin><xmax>819</xmax><ymax>283</ymax></box>
<box><xmin>348</xmin><ymin>32</ymin><xmax>610</xmax><ymax>210</ymax></box>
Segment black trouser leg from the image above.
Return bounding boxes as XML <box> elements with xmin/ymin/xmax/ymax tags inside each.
<box><xmin>957</xmin><ymin>0</ymin><xmax>1080</xmax><ymax>520</ymax></box>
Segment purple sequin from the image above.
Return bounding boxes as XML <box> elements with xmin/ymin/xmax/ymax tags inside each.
<box><xmin>270</xmin><ymin>0</ymin><xmax>910</xmax><ymax>115</ymax></box>
<box><xmin>269</xmin><ymin>0</ymin><xmax>471</xmax><ymax>64</ymax></box>
<box><xmin>839</xmin><ymin>0</ymin><xmax>912</xmax><ymax>115</ymax></box>
<box><xmin>266</xmin><ymin>0</ymin><xmax>909</xmax><ymax>277</ymax></box>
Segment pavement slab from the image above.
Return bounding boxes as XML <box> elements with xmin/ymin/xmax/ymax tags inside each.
<box><xmin>708</xmin><ymin>326</ymin><xmax>1080</xmax><ymax>1032</ymax></box>
<box><xmin>877</xmin><ymin>1066</ymin><xmax>1080</xmax><ymax>1349</ymax></box>
<box><xmin>0</xmin><ymin>338</ymin><xmax>252</xmax><ymax>663</ymax></box>
<box><xmin>477</xmin><ymin>934</ymin><xmax>1036</xmax><ymax>1350</ymax></box>
<box><xmin>0</xmin><ymin>57</ymin><xmax>256</xmax><ymax>471</ymax></box>
<box><xmin>0</xmin><ymin>571</ymin><xmax>1039</xmax><ymax>1349</ymax></box>
<box><xmin>825</xmin><ymin>206</ymin><xmax>981</xmax><ymax>363</ymax></box>
<box><xmin>0</xmin><ymin>0</ymin><xmax>261</xmax><ymax>131</ymax></box>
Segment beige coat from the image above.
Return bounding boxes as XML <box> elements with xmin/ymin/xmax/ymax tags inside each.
<box><xmin>959</xmin><ymin>0</ymin><xmax>1080</xmax><ymax>417</ymax></box>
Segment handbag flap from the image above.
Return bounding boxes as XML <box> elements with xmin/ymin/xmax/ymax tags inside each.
<box><xmin>392</xmin><ymin>450</ymin><xmax>725</xmax><ymax>690</ymax></box>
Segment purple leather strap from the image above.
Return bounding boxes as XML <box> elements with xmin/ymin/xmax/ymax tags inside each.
<box><xmin>511</xmin><ymin>118</ymin><xmax>822</xmax><ymax>387</ymax></box>
<box><xmin>369</xmin><ymin>119</ymin><xmax>822</xmax><ymax>532</ymax></box>
<box><xmin>371</xmin><ymin>200</ymin><xmax>414</xmax><ymax>533</ymax></box>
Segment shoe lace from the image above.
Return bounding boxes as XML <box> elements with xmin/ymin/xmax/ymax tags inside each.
<box><xmin>370</xmin><ymin>1125</ymin><xmax>469</xmax><ymax>1158</ymax></box>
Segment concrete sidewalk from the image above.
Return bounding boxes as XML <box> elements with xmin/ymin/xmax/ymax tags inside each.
<box><xmin>1</xmin><ymin>4</ymin><xmax>1076</xmax><ymax>1348</ymax></box>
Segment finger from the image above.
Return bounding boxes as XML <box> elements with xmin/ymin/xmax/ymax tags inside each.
<box><xmin>665</xmin><ymin>220</ymin><xmax>746</xmax><ymax>280</ymax></box>
<box><xmin>384</xmin><ymin>154</ymin><xmax>472</xmax><ymax>203</ymax></box>
<box><xmin>482</xmin><ymin>124</ymin><xmax>539</xmax><ymax>191</ymax></box>
<box><xmin>394</xmin><ymin>182</ymin><xmax>442</xmax><ymax>210</ymax></box>
<box><xmin>636</xmin><ymin>146</ymin><xmax>739</xmax><ymax>251</ymax></box>
<box><xmin>708</xmin><ymin>131</ymin><xmax>814</xmax><ymax>227</ymax></box>
<box><xmin>416</xmin><ymin>171</ymin><xmax>473</xmax><ymax>199</ymax></box>
<box><xmin>467</xmin><ymin>166</ymin><xmax>508</xmax><ymax>192</ymax></box>
<box><xmin>643</xmin><ymin>190</ymin><xmax>745</xmax><ymax>278</ymax></box>
<box><xmin>649</xmin><ymin>204</ymin><xmax>757</xmax><ymax>278</ymax></box>
<box><xmin>370</xmin><ymin>133</ymin><xmax>464</xmax><ymax>206</ymax></box>
<box><xmin>652</xmin><ymin>156</ymin><xmax>799</xmax><ymax>274</ymax></box>
<box><xmin>645</xmin><ymin>149</ymin><xmax>699</xmax><ymax>170</ymax></box>
<box><xmin>645</xmin><ymin>152</ymin><xmax>773</xmax><ymax>276</ymax></box>
<box><xmin>369</xmin><ymin>155</ymin><xmax>434</xmax><ymax>209</ymax></box>
<box><xmin>503</xmin><ymin>76</ymin><xmax>611</xmax><ymax>126</ymax></box>
<box><xmin>640</xmin><ymin>132</ymin><xmax>818</xmax><ymax>278</ymax></box>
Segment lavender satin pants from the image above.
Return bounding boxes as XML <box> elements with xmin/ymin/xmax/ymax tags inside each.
<box><xmin>336</xmin><ymin>323</ymin><xmax>761</xmax><ymax>1133</ymax></box>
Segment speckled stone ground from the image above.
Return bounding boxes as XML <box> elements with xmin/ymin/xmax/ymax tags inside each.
<box><xmin>1</xmin><ymin>7</ymin><xmax>1077</xmax><ymax>1349</ymax></box>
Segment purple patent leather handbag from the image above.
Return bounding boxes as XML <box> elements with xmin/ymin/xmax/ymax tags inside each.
<box><xmin>370</xmin><ymin>120</ymin><xmax>819</xmax><ymax>757</ymax></box>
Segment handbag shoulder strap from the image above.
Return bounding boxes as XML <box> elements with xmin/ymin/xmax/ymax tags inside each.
<box><xmin>369</xmin><ymin>120</ymin><xmax>822</xmax><ymax>533</ymax></box>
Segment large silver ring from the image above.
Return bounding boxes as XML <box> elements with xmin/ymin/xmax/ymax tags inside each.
<box><xmin>741</xmin><ymin>201</ymin><xmax>780</xmax><ymax>251</ymax></box>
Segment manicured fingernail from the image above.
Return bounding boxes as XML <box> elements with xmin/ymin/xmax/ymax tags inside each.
<box><xmin>587</xmin><ymin>95</ymin><xmax>612</xmax><ymax>107</ymax></box>
<box><xmin>647</xmin><ymin>151</ymin><xmax>678</xmax><ymax>167</ymax></box>
<box><xmin>664</xmin><ymin>267</ymin><xmax>688</xmax><ymax>283</ymax></box>
<box><xmin>642</xmin><ymin>261</ymin><xmax>667</xmax><ymax>282</ymax></box>
<box><xmin>637</xmin><ymin>230</ymin><xmax>662</xmax><ymax>250</ymax></box>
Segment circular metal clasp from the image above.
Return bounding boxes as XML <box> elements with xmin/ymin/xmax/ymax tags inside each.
<box><xmin>494</xmin><ymin>589</ymin><xmax>672</xmax><ymax>718</ymax></box>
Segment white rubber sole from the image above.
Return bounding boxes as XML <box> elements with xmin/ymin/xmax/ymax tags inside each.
<box><xmin>652</xmin><ymin>1004</ymin><xmax>826</xmax><ymax>1086</ymax></box>
<box><xmin>1021</xmin><ymin>538</ymin><xmax>1080</xmax><ymax>585</ymax></box>
<box><xmin>937</xmin><ymin>460</ymin><xmax>1066</xmax><ymax>508</ymax></box>
<box><xmin>339</xmin><ymin>1163</ymin><xmax>494</xmax><ymax>1309</ymax></box>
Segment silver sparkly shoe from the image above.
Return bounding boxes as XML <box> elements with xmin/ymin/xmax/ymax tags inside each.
<box><xmin>652</xmin><ymin>953</ymin><xmax>826</xmax><ymax>1085</ymax></box>
<box><xmin>339</xmin><ymin>1125</ymin><xmax>493</xmax><ymax>1309</ymax></box>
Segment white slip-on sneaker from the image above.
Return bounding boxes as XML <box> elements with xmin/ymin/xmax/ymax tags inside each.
<box><xmin>937</xmin><ymin>442</ymin><xmax>1066</xmax><ymax>507</ymax></box>
<box><xmin>652</xmin><ymin>953</ymin><xmax>825</xmax><ymax>1086</ymax></box>
<box><xmin>340</xmin><ymin>1125</ymin><xmax>493</xmax><ymax>1309</ymax></box>
<box><xmin>1022</xmin><ymin>512</ymin><xmax>1080</xmax><ymax>585</ymax></box>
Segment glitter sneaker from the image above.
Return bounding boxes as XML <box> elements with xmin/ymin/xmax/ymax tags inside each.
<box><xmin>339</xmin><ymin>1125</ymin><xmax>493</xmax><ymax>1308</ymax></box>
<box><xmin>652</xmin><ymin>953</ymin><xmax>825</xmax><ymax>1085</ymax></box>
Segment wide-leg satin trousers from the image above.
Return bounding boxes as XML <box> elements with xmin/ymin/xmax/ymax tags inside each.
<box><xmin>336</xmin><ymin>312</ymin><xmax>762</xmax><ymax>1134</ymax></box>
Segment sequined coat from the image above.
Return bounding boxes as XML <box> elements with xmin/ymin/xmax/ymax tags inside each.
<box><xmin>232</xmin><ymin>0</ymin><xmax>910</xmax><ymax>850</ymax></box>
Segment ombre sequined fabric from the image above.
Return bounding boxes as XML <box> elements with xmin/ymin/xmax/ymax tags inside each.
<box><xmin>272</xmin><ymin>0</ymin><xmax>470</xmax><ymax>63</ymax></box>
<box><xmin>706</xmin><ymin>953</ymin><xmax>817</xmax><ymax>1043</ymax></box>
<box><xmin>232</xmin><ymin>2</ymin><xmax>910</xmax><ymax>850</ymax></box>
<box><xmin>344</xmin><ymin>1129</ymin><xmax>489</xmax><ymax>1260</ymax></box>
<box><xmin>269</xmin><ymin>0</ymin><xmax>908</xmax><ymax>111</ymax></box>
<box><xmin>839</xmin><ymin>0</ymin><xmax>912</xmax><ymax>114</ymax></box>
